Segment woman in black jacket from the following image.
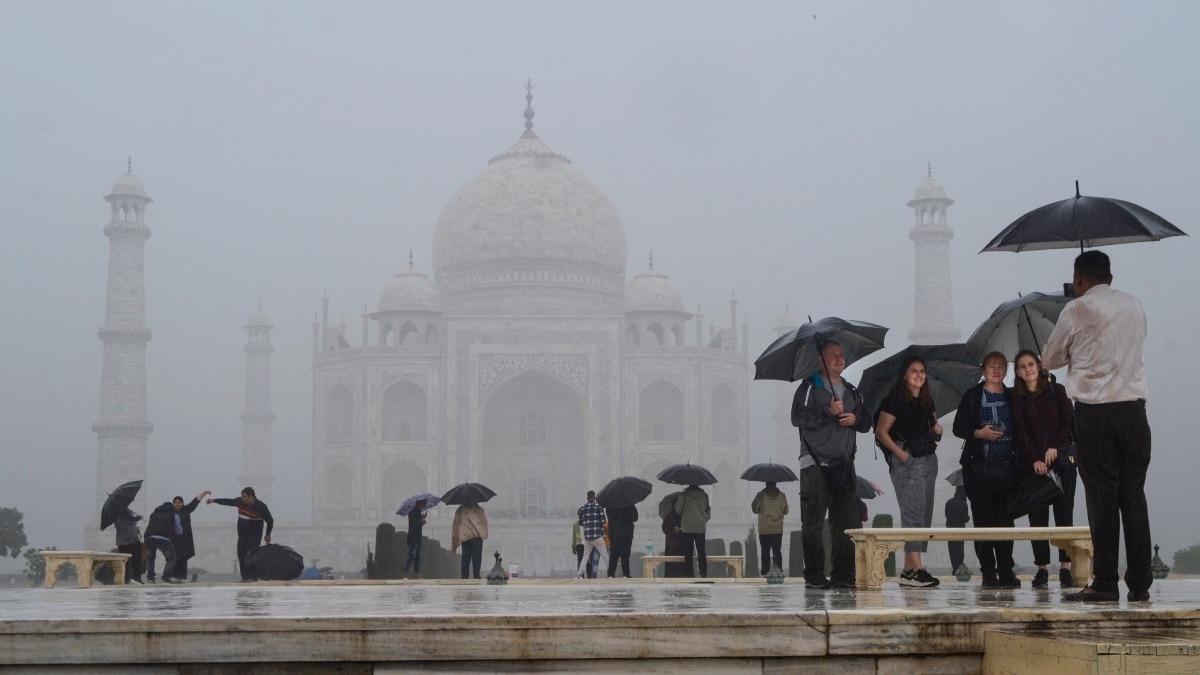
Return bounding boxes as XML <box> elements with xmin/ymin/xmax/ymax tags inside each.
<box><xmin>169</xmin><ymin>490</ymin><xmax>211</xmax><ymax>581</ymax></box>
<box><xmin>952</xmin><ymin>351</ymin><xmax>1020</xmax><ymax>588</ymax></box>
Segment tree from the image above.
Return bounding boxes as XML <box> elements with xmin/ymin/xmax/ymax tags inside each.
<box><xmin>23</xmin><ymin>546</ymin><xmax>76</xmax><ymax>586</ymax></box>
<box><xmin>1173</xmin><ymin>544</ymin><xmax>1200</xmax><ymax>574</ymax></box>
<box><xmin>0</xmin><ymin>507</ymin><xmax>28</xmax><ymax>558</ymax></box>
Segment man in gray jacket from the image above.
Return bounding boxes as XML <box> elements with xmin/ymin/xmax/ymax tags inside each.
<box><xmin>792</xmin><ymin>341</ymin><xmax>871</xmax><ymax>589</ymax></box>
<box><xmin>673</xmin><ymin>485</ymin><xmax>711</xmax><ymax>578</ymax></box>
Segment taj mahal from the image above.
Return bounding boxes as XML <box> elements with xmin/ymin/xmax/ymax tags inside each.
<box><xmin>85</xmin><ymin>87</ymin><xmax>960</xmax><ymax>577</ymax></box>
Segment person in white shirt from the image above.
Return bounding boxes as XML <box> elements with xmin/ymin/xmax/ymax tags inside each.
<box><xmin>1042</xmin><ymin>250</ymin><xmax>1152</xmax><ymax>603</ymax></box>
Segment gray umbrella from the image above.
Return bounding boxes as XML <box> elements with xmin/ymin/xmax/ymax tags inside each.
<box><xmin>966</xmin><ymin>292</ymin><xmax>1072</xmax><ymax>360</ymax></box>
<box><xmin>658</xmin><ymin>491</ymin><xmax>685</xmax><ymax>518</ymax></box>
<box><xmin>754</xmin><ymin>316</ymin><xmax>889</xmax><ymax>384</ymax></box>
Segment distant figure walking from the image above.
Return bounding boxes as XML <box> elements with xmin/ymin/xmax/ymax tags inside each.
<box><xmin>404</xmin><ymin>499</ymin><xmax>428</xmax><ymax>580</ymax></box>
<box><xmin>207</xmin><ymin>487</ymin><xmax>273</xmax><ymax>582</ymax></box>
<box><xmin>674</xmin><ymin>485</ymin><xmax>711</xmax><ymax>578</ymax></box>
<box><xmin>451</xmin><ymin>503</ymin><xmax>488</xmax><ymax>579</ymax></box>
<box><xmin>751</xmin><ymin>482</ymin><xmax>788</xmax><ymax>576</ymax></box>
<box><xmin>575</xmin><ymin>491</ymin><xmax>608</xmax><ymax>580</ymax></box>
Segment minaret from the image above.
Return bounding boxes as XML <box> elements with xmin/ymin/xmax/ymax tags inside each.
<box><xmin>90</xmin><ymin>160</ymin><xmax>154</xmax><ymax>547</ymax></box>
<box><xmin>907</xmin><ymin>165</ymin><xmax>960</xmax><ymax>344</ymax></box>
<box><xmin>238</xmin><ymin>305</ymin><xmax>275</xmax><ymax>502</ymax></box>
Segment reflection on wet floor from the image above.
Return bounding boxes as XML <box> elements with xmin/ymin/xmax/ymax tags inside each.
<box><xmin>1</xmin><ymin>579</ymin><xmax>1197</xmax><ymax>621</ymax></box>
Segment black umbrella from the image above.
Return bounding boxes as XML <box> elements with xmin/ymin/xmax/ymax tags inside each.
<box><xmin>1002</xmin><ymin>471</ymin><xmax>1064</xmax><ymax>521</ymax></box>
<box><xmin>243</xmin><ymin>543</ymin><xmax>305</xmax><ymax>581</ymax></box>
<box><xmin>754</xmin><ymin>316</ymin><xmax>888</xmax><ymax>383</ymax></box>
<box><xmin>596</xmin><ymin>476</ymin><xmax>653</xmax><ymax>509</ymax></box>
<box><xmin>966</xmin><ymin>292</ymin><xmax>1072</xmax><ymax>361</ymax></box>
<box><xmin>859</xmin><ymin>344</ymin><xmax>981</xmax><ymax>418</ymax></box>
<box><xmin>981</xmin><ymin>181</ymin><xmax>1187</xmax><ymax>253</ymax></box>
<box><xmin>656</xmin><ymin>462</ymin><xmax>717</xmax><ymax>486</ymax></box>
<box><xmin>100</xmin><ymin>480</ymin><xmax>142</xmax><ymax>531</ymax></box>
<box><xmin>740</xmin><ymin>462</ymin><xmax>798</xmax><ymax>483</ymax></box>
<box><xmin>855</xmin><ymin>476</ymin><xmax>884</xmax><ymax>500</ymax></box>
<box><xmin>441</xmin><ymin>482</ymin><xmax>497</xmax><ymax>506</ymax></box>
<box><xmin>658</xmin><ymin>491</ymin><xmax>685</xmax><ymax>518</ymax></box>
<box><xmin>946</xmin><ymin>468</ymin><xmax>964</xmax><ymax>487</ymax></box>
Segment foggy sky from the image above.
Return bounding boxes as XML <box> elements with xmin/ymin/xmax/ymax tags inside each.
<box><xmin>2</xmin><ymin>1</ymin><xmax>1198</xmax><ymax>572</ymax></box>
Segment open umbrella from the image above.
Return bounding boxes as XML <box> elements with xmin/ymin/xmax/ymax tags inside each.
<box><xmin>396</xmin><ymin>492</ymin><xmax>441</xmax><ymax>516</ymax></box>
<box><xmin>981</xmin><ymin>181</ymin><xmax>1187</xmax><ymax>253</ymax></box>
<box><xmin>754</xmin><ymin>316</ymin><xmax>888</xmax><ymax>383</ymax></box>
<box><xmin>859</xmin><ymin>343</ymin><xmax>980</xmax><ymax>418</ymax></box>
<box><xmin>596</xmin><ymin>476</ymin><xmax>653</xmax><ymax>509</ymax></box>
<box><xmin>656</xmin><ymin>462</ymin><xmax>717</xmax><ymax>486</ymax></box>
<box><xmin>441</xmin><ymin>482</ymin><xmax>497</xmax><ymax>506</ymax></box>
<box><xmin>855</xmin><ymin>476</ymin><xmax>884</xmax><ymax>500</ymax></box>
<box><xmin>740</xmin><ymin>462</ymin><xmax>798</xmax><ymax>483</ymax></box>
<box><xmin>966</xmin><ymin>292</ymin><xmax>1072</xmax><ymax>360</ymax></box>
<box><xmin>658</xmin><ymin>491</ymin><xmax>685</xmax><ymax>518</ymax></box>
<box><xmin>243</xmin><ymin>543</ymin><xmax>305</xmax><ymax>581</ymax></box>
<box><xmin>100</xmin><ymin>480</ymin><xmax>142</xmax><ymax>531</ymax></box>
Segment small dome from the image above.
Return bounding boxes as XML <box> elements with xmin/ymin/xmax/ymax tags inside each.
<box><xmin>378</xmin><ymin>264</ymin><xmax>443</xmax><ymax>313</ymax></box>
<box><xmin>913</xmin><ymin>175</ymin><xmax>947</xmax><ymax>200</ymax></box>
<box><xmin>110</xmin><ymin>171</ymin><xmax>147</xmax><ymax>197</ymax></box>
<box><xmin>624</xmin><ymin>264</ymin><xmax>686</xmax><ymax>314</ymax></box>
<box><xmin>246</xmin><ymin>307</ymin><xmax>272</xmax><ymax>328</ymax></box>
<box><xmin>773</xmin><ymin>307</ymin><xmax>800</xmax><ymax>333</ymax></box>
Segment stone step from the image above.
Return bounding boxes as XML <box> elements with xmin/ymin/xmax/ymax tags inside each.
<box><xmin>984</xmin><ymin>627</ymin><xmax>1200</xmax><ymax>674</ymax></box>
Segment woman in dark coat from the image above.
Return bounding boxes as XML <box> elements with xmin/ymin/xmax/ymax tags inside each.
<box><xmin>660</xmin><ymin>493</ymin><xmax>688</xmax><ymax>578</ymax></box>
<box><xmin>952</xmin><ymin>352</ymin><xmax>1020</xmax><ymax>589</ymax></box>
<box><xmin>1012</xmin><ymin>349</ymin><xmax>1077</xmax><ymax>588</ymax></box>
<box><xmin>169</xmin><ymin>489</ymin><xmax>211</xmax><ymax>580</ymax></box>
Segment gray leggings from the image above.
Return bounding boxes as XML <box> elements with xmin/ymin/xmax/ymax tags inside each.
<box><xmin>889</xmin><ymin>453</ymin><xmax>938</xmax><ymax>553</ymax></box>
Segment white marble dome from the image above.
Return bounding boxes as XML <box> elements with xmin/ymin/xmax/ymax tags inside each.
<box><xmin>378</xmin><ymin>264</ymin><xmax>443</xmax><ymax>312</ymax></box>
<box><xmin>245</xmin><ymin>307</ymin><xmax>273</xmax><ymax>328</ymax></box>
<box><xmin>431</xmin><ymin>128</ymin><xmax>627</xmax><ymax>296</ymax></box>
<box><xmin>913</xmin><ymin>175</ymin><xmax>947</xmax><ymax>200</ymax></box>
<box><xmin>110</xmin><ymin>171</ymin><xmax>148</xmax><ymax>197</ymax></box>
<box><xmin>624</xmin><ymin>264</ymin><xmax>686</xmax><ymax>313</ymax></box>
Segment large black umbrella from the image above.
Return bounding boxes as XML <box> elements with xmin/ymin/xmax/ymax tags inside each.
<box><xmin>754</xmin><ymin>316</ymin><xmax>888</xmax><ymax>383</ymax></box>
<box><xmin>100</xmin><ymin>480</ymin><xmax>142</xmax><ymax>531</ymax></box>
<box><xmin>859</xmin><ymin>343</ymin><xmax>980</xmax><ymax>418</ymax></box>
<box><xmin>1002</xmin><ymin>471</ymin><xmax>1064</xmax><ymax>521</ymax></box>
<box><xmin>740</xmin><ymin>462</ymin><xmax>798</xmax><ymax>483</ymax></box>
<box><xmin>658</xmin><ymin>491</ymin><xmax>685</xmax><ymax>518</ymax></box>
<box><xmin>243</xmin><ymin>543</ymin><xmax>305</xmax><ymax>581</ymax></box>
<box><xmin>656</xmin><ymin>462</ymin><xmax>717</xmax><ymax>486</ymax></box>
<box><xmin>981</xmin><ymin>181</ymin><xmax>1187</xmax><ymax>253</ymax></box>
<box><xmin>441</xmin><ymin>482</ymin><xmax>497</xmax><ymax>506</ymax></box>
<box><xmin>966</xmin><ymin>292</ymin><xmax>1072</xmax><ymax>360</ymax></box>
<box><xmin>596</xmin><ymin>476</ymin><xmax>653</xmax><ymax>509</ymax></box>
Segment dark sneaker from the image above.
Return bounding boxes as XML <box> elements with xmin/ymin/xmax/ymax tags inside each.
<box><xmin>805</xmin><ymin>576</ymin><xmax>832</xmax><ymax>589</ymax></box>
<box><xmin>146</xmin><ymin>577</ymin><xmax>156</xmax><ymax>584</ymax></box>
<box><xmin>1032</xmin><ymin>568</ymin><xmax>1049</xmax><ymax>588</ymax></box>
<box><xmin>1064</xmin><ymin>586</ymin><xmax>1119</xmax><ymax>602</ymax></box>
<box><xmin>1127</xmin><ymin>590</ymin><xmax>1151</xmax><ymax>602</ymax></box>
<box><xmin>831</xmin><ymin>579</ymin><xmax>857</xmax><ymax>589</ymax></box>
<box><xmin>1059</xmin><ymin>568</ymin><xmax>1075</xmax><ymax>588</ymax></box>
<box><xmin>163</xmin><ymin>577</ymin><xmax>182</xmax><ymax>585</ymax></box>
<box><xmin>998</xmin><ymin>572</ymin><xmax>1021</xmax><ymax>588</ymax></box>
<box><xmin>913</xmin><ymin>569</ymin><xmax>940</xmax><ymax>587</ymax></box>
<box><xmin>981</xmin><ymin>571</ymin><xmax>1000</xmax><ymax>588</ymax></box>
<box><xmin>898</xmin><ymin>569</ymin><xmax>918</xmax><ymax>587</ymax></box>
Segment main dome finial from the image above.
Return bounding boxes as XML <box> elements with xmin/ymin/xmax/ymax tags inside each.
<box><xmin>523</xmin><ymin>79</ymin><xmax>536</xmax><ymax>136</ymax></box>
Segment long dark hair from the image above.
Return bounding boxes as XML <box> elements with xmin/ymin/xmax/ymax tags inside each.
<box><xmin>892</xmin><ymin>355</ymin><xmax>935</xmax><ymax>410</ymax></box>
<box><xmin>1013</xmin><ymin>349</ymin><xmax>1051</xmax><ymax>398</ymax></box>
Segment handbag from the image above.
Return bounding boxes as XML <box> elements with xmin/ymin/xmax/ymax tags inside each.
<box><xmin>818</xmin><ymin>458</ymin><xmax>856</xmax><ymax>492</ymax></box>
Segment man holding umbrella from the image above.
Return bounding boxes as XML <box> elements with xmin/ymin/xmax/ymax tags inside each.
<box><xmin>792</xmin><ymin>341</ymin><xmax>871</xmax><ymax>589</ymax></box>
<box><xmin>1043</xmin><ymin>251</ymin><xmax>1153</xmax><ymax>603</ymax></box>
<box><xmin>751</xmin><ymin>482</ymin><xmax>788</xmax><ymax>576</ymax></box>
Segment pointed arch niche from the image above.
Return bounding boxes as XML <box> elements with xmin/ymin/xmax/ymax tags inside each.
<box><xmin>380</xmin><ymin>379</ymin><xmax>427</xmax><ymax>442</ymax></box>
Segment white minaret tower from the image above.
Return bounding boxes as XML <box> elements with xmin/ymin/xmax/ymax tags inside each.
<box><xmin>89</xmin><ymin>160</ymin><xmax>154</xmax><ymax>547</ymax></box>
<box><xmin>238</xmin><ymin>305</ymin><xmax>275</xmax><ymax>503</ymax></box>
<box><xmin>907</xmin><ymin>165</ymin><xmax>960</xmax><ymax>344</ymax></box>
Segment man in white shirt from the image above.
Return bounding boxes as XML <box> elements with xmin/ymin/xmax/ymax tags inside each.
<box><xmin>1042</xmin><ymin>250</ymin><xmax>1152</xmax><ymax>603</ymax></box>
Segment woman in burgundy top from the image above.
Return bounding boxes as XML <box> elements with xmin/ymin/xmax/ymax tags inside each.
<box><xmin>1012</xmin><ymin>349</ymin><xmax>1078</xmax><ymax>588</ymax></box>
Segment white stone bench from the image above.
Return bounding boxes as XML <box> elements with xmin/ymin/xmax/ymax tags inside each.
<box><xmin>845</xmin><ymin>527</ymin><xmax>1093</xmax><ymax>590</ymax></box>
<box><xmin>641</xmin><ymin>555</ymin><xmax>744</xmax><ymax>579</ymax></box>
<box><xmin>39</xmin><ymin>551</ymin><xmax>131</xmax><ymax>589</ymax></box>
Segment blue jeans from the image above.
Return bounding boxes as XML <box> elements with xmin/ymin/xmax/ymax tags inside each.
<box><xmin>145</xmin><ymin>538</ymin><xmax>177</xmax><ymax>581</ymax></box>
<box><xmin>404</xmin><ymin>541</ymin><xmax>422</xmax><ymax>573</ymax></box>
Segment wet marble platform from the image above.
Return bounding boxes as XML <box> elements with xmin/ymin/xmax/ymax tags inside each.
<box><xmin>2</xmin><ymin>578</ymin><xmax>1199</xmax><ymax>672</ymax></box>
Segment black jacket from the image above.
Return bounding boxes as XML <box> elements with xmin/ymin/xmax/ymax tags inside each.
<box><xmin>170</xmin><ymin>498</ymin><xmax>202</xmax><ymax>561</ymax></box>
<box><xmin>212</xmin><ymin>497</ymin><xmax>274</xmax><ymax>540</ymax></box>
<box><xmin>952</xmin><ymin>383</ymin><xmax>1014</xmax><ymax>468</ymax></box>
<box><xmin>145</xmin><ymin>502</ymin><xmax>177</xmax><ymax>539</ymax></box>
<box><xmin>605</xmin><ymin>506</ymin><xmax>639</xmax><ymax>540</ymax></box>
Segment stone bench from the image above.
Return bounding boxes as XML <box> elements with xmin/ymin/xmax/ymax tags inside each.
<box><xmin>39</xmin><ymin>551</ymin><xmax>131</xmax><ymax>589</ymax></box>
<box><xmin>845</xmin><ymin>526</ymin><xmax>1093</xmax><ymax>590</ymax></box>
<box><xmin>641</xmin><ymin>555</ymin><xmax>744</xmax><ymax>579</ymax></box>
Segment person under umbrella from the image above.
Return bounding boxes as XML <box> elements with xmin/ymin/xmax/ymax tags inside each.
<box><xmin>673</xmin><ymin>484</ymin><xmax>711</xmax><ymax>578</ymax></box>
<box><xmin>750</xmin><ymin>482</ymin><xmax>788</xmax><ymax>577</ymax></box>
<box><xmin>112</xmin><ymin>507</ymin><xmax>143</xmax><ymax>584</ymax></box>
<box><xmin>755</xmin><ymin>316</ymin><xmax>888</xmax><ymax>383</ymax></box>
<box><xmin>596</xmin><ymin>477</ymin><xmax>650</xmax><ymax>578</ymax></box>
<box><xmin>859</xmin><ymin>344</ymin><xmax>980</xmax><ymax>419</ymax></box>
<box><xmin>403</xmin><ymin>497</ymin><xmax>431</xmax><ymax>580</ymax></box>
<box><xmin>657</xmin><ymin>491</ymin><xmax>687</xmax><ymax>578</ymax></box>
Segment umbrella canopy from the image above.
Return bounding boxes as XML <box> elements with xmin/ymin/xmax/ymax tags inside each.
<box><xmin>596</xmin><ymin>476</ymin><xmax>654</xmax><ymax>509</ymax></box>
<box><xmin>658</xmin><ymin>491</ymin><xmax>685</xmax><ymax>518</ymax></box>
<box><xmin>244</xmin><ymin>543</ymin><xmax>305</xmax><ymax>581</ymax></box>
<box><xmin>754</xmin><ymin>316</ymin><xmax>888</xmax><ymax>383</ymax></box>
<box><xmin>396</xmin><ymin>492</ymin><xmax>441</xmax><ymax>516</ymax></box>
<box><xmin>440</xmin><ymin>482</ymin><xmax>497</xmax><ymax>506</ymax></box>
<box><xmin>981</xmin><ymin>181</ymin><xmax>1187</xmax><ymax>253</ymax></box>
<box><xmin>740</xmin><ymin>462</ymin><xmax>799</xmax><ymax>483</ymax></box>
<box><xmin>656</xmin><ymin>462</ymin><xmax>718</xmax><ymax>486</ymax></box>
<box><xmin>1002</xmin><ymin>471</ymin><xmax>1064</xmax><ymax>521</ymax></box>
<box><xmin>856</xmin><ymin>476</ymin><xmax>884</xmax><ymax>500</ymax></box>
<box><xmin>859</xmin><ymin>343</ymin><xmax>981</xmax><ymax>418</ymax></box>
<box><xmin>99</xmin><ymin>480</ymin><xmax>142</xmax><ymax>531</ymax></box>
<box><xmin>946</xmin><ymin>468</ymin><xmax>964</xmax><ymax>487</ymax></box>
<box><xmin>966</xmin><ymin>292</ymin><xmax>1072</xmax><ymax>360</ymax></box>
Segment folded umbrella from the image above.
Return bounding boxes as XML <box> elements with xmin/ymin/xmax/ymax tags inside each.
<box><xmin>100</xmin><ymin>480</ymin><xmax>142</xmax><ymax>531</ymax></box>
<box><xmin>945</xmin><ymin>468</ymin><xmax>964</xmax><ymax>487</ymax></box>
<box><xmin>754</xmin><ymin>316</ymin><xmax>888</xmax><ymax>383</ymax></box>
<box><xmin>596</xmin><ymin>476</ymin><xmax>653</xmax><ymax>509</ymax></box>
<box><xmin>859</xmin><ymin>343</ymin><xmax>980</xmax><ymax>418</ymax></box>
<box><xmin>740</xmin><ymin>462</ymin><xmax>798</xmax><ymax>483</ymax></box>
<box><xmin>656</xmin><ymin>462</ymin><xmax>717</xmax><ymax>486</ymax></box>
<box><xmin>396</xmin><ymin>492</ymin><xmax>441</xmax><ymax>516</ymax></box>
<box><xmin>855</xmin><ymin>476</ymin><xmax>884</xmax><ymax>500</ymax></box>
<box><xmin>966</xmin><ymin>292</ymin><xmax>1072</xmax><ymax>361</ymax></box>
<box><xmin>1002</xmin><ymin>471</ymin><xmax>1064</xmax><ymax>521</ymax></box>
<box><xmin>441</xmin><ymin>482</ymin><xmax>497</xmax><ymax>506</ymax></box>
<box><xmin>244</xmin><ymin>543</ymin><xmax>305</xmax><ymax>581</ymax></box>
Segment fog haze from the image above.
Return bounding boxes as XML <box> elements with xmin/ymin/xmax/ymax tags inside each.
<box><xmin>3</xmin><ymin>1</ymin><xmax>1198</xmax><ymax>571</ymax></box>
